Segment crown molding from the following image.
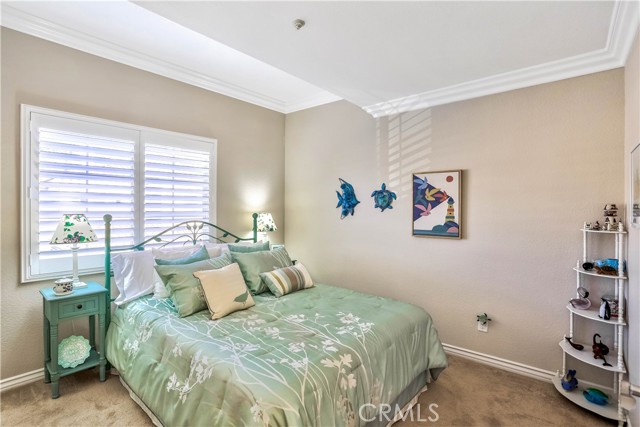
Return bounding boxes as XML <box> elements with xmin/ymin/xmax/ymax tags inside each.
<box><xmin>3</xmin><ymin>2</ymin><xmax>635</xmax><ymax>118</ymax></box>
<box><xmin>1</xmin><ymin>5</ymin><xmax>339</xmax><ymax>114</ymax></box>
<box><xmin>283</xmin><ymin>92</ymin><xmax>342</xmax><ymax>114</ymax></box>
<box><xmin>607</xmin><ymin>0</ymin><xmax>640</xmax><ymax>64</ymax></box>
<box><xmin>364</xmin><ymin>0</ymin><xmax>640</xmax><ymax>118</ymax></box>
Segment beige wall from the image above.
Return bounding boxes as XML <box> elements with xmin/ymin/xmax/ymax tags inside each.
<box><xmin>0</xmin><ymin>28</ymin><xmax>285</xmax><ymax>379</ymax></box>
<box><xmin>624</xmin><ymin>29</ymin><xmax>640</xmax><ymax>427</ymax></box>
<box><xmin>285</xmin><ymin>70</ymin><xmax>625</xmax><ymax>373</ymax></box>
<box><xmin>0</xmin><ymin>24</ymin><xmax>632</xmax><ymax>393</ymax></box>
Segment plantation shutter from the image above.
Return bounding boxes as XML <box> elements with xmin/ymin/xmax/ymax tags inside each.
<box><xmin>22</xmin><ymin>106</ymin><xmax>217</xmax><ymax>282</ymax></box>
<box><xmin>142</xmin><ymin>137</ymin><xmax>213</xmax><ymax>243</ymax></box>
<box><xmin>30</xmin><ymin>114</ymin><xmax>138</xmax><ymax>276</ymax></box>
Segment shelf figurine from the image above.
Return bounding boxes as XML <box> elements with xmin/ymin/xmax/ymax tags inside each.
<box><xmin>605</xmin><ymin>217</ymin><xmax>618</xmax><ymax>231</ymax></box>
<box><xmin>561</xmin><ymin>369</ymin><xmax>578</xmax><ymax>391</ymax></box>
<box><xmin>565</xmin><ymin>336</ymin><xmax>584</xmax><ymax>351</ymax></box>
<box><xmin>604</xmin><ymin>204</ymin><xmax>618</xmax><ymax>231</ymax></box>
<box><xmin>591</xmin><ymin>334</ymin><xmax>612</xmax><ymax>367</ymax></box>
<box><xmin>603</xmin><ymin>204</ymin><xmax>618</xmax><ymax>218</ymax></box>
<box><xmin>569</xmin><ymin>286</ymin><xmax>591</xmax><ymax>310</ymax></box>
<box><xmin>583</xmin><ymin>388</ymin><xmax>609</xmax><ymax>406</ymax></box>
<box><xmin>599</xmin><ymin>298</ymin><xmax>611</xmax><ymax>320</ymax></box>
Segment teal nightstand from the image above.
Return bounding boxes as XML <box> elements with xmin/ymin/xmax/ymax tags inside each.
<box><xmin>40</xmin><ymin>281</ymin><xmax>108</xmax><ymax>398</ymax></box>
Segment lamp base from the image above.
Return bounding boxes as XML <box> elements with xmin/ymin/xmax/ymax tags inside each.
<box><xmin>73</xmin><ymin>281</ymin><xmax>88</xmax><ymax>288</ymax></box>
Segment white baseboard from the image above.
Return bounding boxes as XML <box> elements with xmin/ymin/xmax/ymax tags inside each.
<box><xmin>0</xmin><ymin>344</ymin><xmax>560</xmax><ymax>393</ymax></box>
<box><xmin>0</xmin><ymin>368</ymin><xmax>44</xmax><ymax>393</ymax></box>
<box><xmin>443</xmin><ymin>343</ymin><xmax>556</xmax><ymax>383</ymax></box>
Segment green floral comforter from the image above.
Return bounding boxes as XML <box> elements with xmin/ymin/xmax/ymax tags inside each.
<box><xmin>106</xmin><ymin>284</ymin><xmax>447</xmax><ymax>426</ymax></box>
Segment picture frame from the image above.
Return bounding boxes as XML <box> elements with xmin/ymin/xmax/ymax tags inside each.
<box><xmin>632</xmin><ymin>144</ymin><xmax>640</xmax><ymax>229</ymax></box>
<box><xmin>412</xmin><ymin>170</ymin><xmax>462</xmax><ymax>239</ymax></box>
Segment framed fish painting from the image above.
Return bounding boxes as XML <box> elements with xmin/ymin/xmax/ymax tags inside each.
<box><xmin>412</xmin><ymin>170</ymin><xmax>462</xmax><ymax>239</ymax></box>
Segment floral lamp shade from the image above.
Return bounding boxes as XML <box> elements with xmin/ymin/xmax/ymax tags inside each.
<box><xmin>50</xmin><ymin>214</ymin><xmax>98</xmax><ymax>244</ymax></box>
<box><xmin>256</xmin><ymin>213</ymin><xmax>277</xmax><ymax>233</ymax></box>
<box><xmin>50</xmin><ymin>214</ymin><xmax>97</xmax><ymax>288</ymax></box>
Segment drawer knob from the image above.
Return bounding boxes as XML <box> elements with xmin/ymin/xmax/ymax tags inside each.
<box><xmin>77</xmin><ymin>304</ymin><xmax>83</xmax><ymax>310</ymax></box>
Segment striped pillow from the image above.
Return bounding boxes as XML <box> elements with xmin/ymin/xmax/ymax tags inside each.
<box><xmin>260</xmin><ymin>263</ymin><xmax>314</xmax><ymax>297</ymax></box>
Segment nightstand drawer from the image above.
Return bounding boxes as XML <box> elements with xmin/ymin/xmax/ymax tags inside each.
<box><xmin>58</xmin><ymin>297</ymin><xmax>98</xmax><ymax>319</ymax></box>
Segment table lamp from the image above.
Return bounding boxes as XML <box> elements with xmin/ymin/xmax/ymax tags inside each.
<box><xmin>50</xmin><ymin>214</ymin><xmax>98</xmax><ymax>288</ymax></box>
<box><xmin>256</xmin><ymin>213</ymin><xmax>277</xmax><ymax>243</ymax></box>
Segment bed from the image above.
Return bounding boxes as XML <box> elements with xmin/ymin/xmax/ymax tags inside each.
<box><xmin>103</xmin><ymin>214</ymin><xmax>447</xmax><ymax>426</ymax></box>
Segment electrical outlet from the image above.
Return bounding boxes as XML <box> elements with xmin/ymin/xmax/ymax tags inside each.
<box><xmin>477</xmin><ymin>321</ymin><xmax>488</xmax><ymax>333</ymax></box>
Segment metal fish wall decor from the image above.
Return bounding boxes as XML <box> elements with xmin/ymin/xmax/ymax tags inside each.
<box><xmin>336</xmin><ymin>178</ymin><xmax>360</xmax><ymax>219</ymax></box>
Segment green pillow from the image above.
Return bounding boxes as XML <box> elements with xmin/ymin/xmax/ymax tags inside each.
<box><xmin>155</xmin><ymin>245</ymin><xmax>210</xmax><ymax>265</ymax></box>
<box><xmin>231</xmin><ymin>247</ymin><xmax>293</xmax><ymax>294</ymax></box>
<box><xmin>155</xmin><ymin>253</ymin><xmax>232</xmax><ymax>317</ymax></box>
<box><xmin>228</xmin><ymin>241</ymin><xmax>270</xmax><ymax>253</ymax></box>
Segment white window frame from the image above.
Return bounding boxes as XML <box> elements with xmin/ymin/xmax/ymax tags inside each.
<box><xmin>21</xmin><ymin>104</ymin><xmax>217</xmax><ymax>283</ymax></box>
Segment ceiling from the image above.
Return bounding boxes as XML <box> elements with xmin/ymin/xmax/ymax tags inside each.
<box><xmin>2</xmin><ymin>1</ymin><xmax>638</xmax><ymax>117</ymax></box>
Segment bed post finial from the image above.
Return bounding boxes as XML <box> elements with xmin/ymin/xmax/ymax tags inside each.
<box><xmin>252</xmin><ymin>212</ymin><xmax>258</xmax><ymax>243</ymax></box>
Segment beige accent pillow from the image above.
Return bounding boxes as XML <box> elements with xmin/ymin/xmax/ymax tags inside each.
<box><xmin>193</xmin><ymin>263</ymin><xmax>255</xmax><ymax>320</ymax></box>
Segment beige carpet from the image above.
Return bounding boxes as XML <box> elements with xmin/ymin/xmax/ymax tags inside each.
<box><xmin>0</xmin><ymin>355</ymin><xmax>616</xmax><ymax>426</ymax></box>
<box><xmin>402</xmin><ymin>356</ymin><xmax>615</xmax><ymax>427</ymax></box>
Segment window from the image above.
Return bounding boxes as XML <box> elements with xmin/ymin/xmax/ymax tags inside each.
<box><xmin>21</xmin><ymin>105</ymin><xmax>216</xmax><ymax>282</ymax></box>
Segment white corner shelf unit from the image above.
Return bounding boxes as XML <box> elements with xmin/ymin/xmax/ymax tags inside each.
<box><xmin>554</xmin><ymin>228</ymin><xmax>627</xmax><ymax>426</ymax></box>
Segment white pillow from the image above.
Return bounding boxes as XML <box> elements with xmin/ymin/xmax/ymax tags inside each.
<box><xmin>203</xmin><ymin>242</ymin><xmax>230</xmax><ymax>258</ymax></box>
<box><xmin>152</xmin><ymin>271</ymin><xmax>170</xmax><ymax>299</ymax></box>
<box><xmin>112</xmin><ymin>251</ymin><xmax>156</xmax><ymax>305</ymax></box>
<box><xmin>152</xmin><ymin>244</ymin><xmax>203</xmax><ymax>260</ymax></box>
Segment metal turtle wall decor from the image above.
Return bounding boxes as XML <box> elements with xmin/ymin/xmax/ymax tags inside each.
<box><xmin>371</xmin><ymin>183</ymin><xmax>397</xmax><ymax>212</ymax></box>
<box><xmin>336</xmin><ymin>178</ymin><xmax>360</xmax><ymax>219</ymax></box>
